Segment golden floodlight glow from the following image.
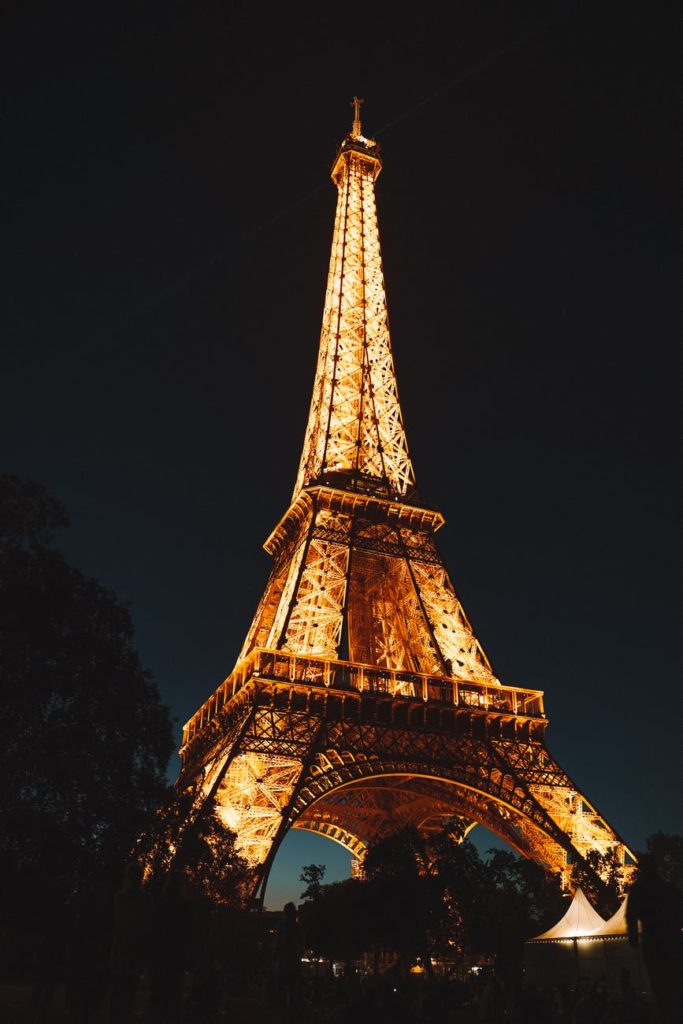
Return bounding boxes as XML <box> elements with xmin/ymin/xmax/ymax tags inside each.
<box><xmin>172</xmin><ymin>104</ymin><xmax>635</xmax><ymax>898</ymax></box>
<box><xmin>294</xmin><ymin>107</ymin><xmax>413</xmax><ymax>501</ymax></box>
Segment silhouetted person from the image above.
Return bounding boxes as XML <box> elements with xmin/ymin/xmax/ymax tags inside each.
<box><xmin>626</xmin><ymin>854</ymin><xmax>682</xmax><ymax>1024</ymax></box>
<box><xmin>510</xmin><ymin>980</ymin><xmax>554</xmax><ymax>1024</ymax></box>
<box><xmin>107</xmin><ymin>862</ymin><xmax>150</xmax><ymax>1023</ymax></box>
<box><xmin>64</xmin><ymin>881</ymin><xmax>111</xmax><ymax>1023</ymax></box>
<box><xmin>616</xmin><ymin>967</ymin><xmax>645</xmax><ymax>1024</ymax></box>
<box><xmin>147</xmin><ymin>869</ymin><xmax>192</xmax><ymax>1023</ymax></box>
<box><xmin>273</xmin><ymin>901</ymin><xmax>305</xmax><ymax>1015</ymax></box>
<box><xmin>478</xmin><ymin>970</ymin><xmax>504</xmax><ymax>1022</ymax></box>
<box><xmin>571</xmin><ymin>979</ymin><xmax>610</xmax><ymax>1024</ymax></box>
<box><xmin>29</xmin><ymin>907</ymin><xmax>64</xmax><ymax>1024</ymax></box>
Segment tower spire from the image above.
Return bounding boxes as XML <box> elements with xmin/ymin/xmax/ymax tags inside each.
<box><xmin>294</xmin><ymin>102</ymin><xmax>415</xmax><ymax>501</ymax></box>
<box><xmin>351</xmin><ymin>95</ymin><xmax>364</xmax><ymax>140</ymax></box>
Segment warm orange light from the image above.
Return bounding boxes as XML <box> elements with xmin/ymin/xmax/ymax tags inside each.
<box><xmin>173</xmin><ymin>103</ymin><xmax>634</xmax><ymax>893</ymax></box>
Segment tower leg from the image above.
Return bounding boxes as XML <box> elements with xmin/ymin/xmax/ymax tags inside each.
<box><xmin>251</xmin><ymin>719</ymin><xmax>327</xmax><ymax>910</ymax></box>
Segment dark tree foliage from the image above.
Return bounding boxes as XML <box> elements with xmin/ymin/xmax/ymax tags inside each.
<box><xmin>0</xmin><ymin>475</ymin><xmax>174</xmax><ymax>939</ymax></box>
<box><xmin>300</xmin><ymin>823</ymin><xmax>567</xmax><ymax>973</ymax></box>
<box><xmin>300</xmin><ymin>862</ymin><xmax>326</xmax><ymax>902</ymax></box>
<box><xmin>299</xmin><ymin>832</ymin><xmax>682</xmax><ymax>975</ymax></box>
<box><xmin>644</xmin><ymin>831</ymin><xmax>683</xmax><ymax>892</ymax></box>
<box><xmin>470</xmin><ymin>848</ymin><xmax>566</xmax><ymax>971</ymax></box>
<box><xmin>362</xmin><ymin>825</ymin><xmax>446</xmax><ymax>972</ymax></box>
<box><xmin>298</xmin><ymin>878</ymin><xmax>372</xmax><ymax>963</ymax></box>
<box><xmin>141</xmin><ymin>785</ymin><xmax>250</xmax><ymax>906</ymax></box>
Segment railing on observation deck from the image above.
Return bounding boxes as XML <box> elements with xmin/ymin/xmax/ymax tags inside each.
<box><xmin>181</xmin><ymin>647</ymin><xmax>546</xmax><ymax>750</ymax></box>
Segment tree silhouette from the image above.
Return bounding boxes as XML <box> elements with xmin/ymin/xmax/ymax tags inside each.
<box><xmin>0</xmin><ymin>475</ymin><xmax>174</xmax><ymax>949</ymax></box>
<box><xmin>300</xmin><ymin>862</ymin><xmax>326</xmax><ymax>902</ymax></box>
<box><xmin>643</xmin><ymin>831</ymin><xmax>683</xmax><ymax>892</ymax></box>
<box><xmin>140</xmin><ymin>783</ymin><xmax>250</xmax><ymax>904</ymax></box>
<box><xmin>298</xmin><ymin>823</ymin><xmax>567</xmax><ymax>974</ymax></box>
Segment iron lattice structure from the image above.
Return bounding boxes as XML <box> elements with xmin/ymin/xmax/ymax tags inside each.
<box><xmin>175</xmin><ymin>103</ymin><xmax>634</xmax><ymax>898</ymax></box>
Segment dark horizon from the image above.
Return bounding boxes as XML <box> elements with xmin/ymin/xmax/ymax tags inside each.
<box><xmin>2</xmin><ymin>1</ymin><xmax>678</xmax><ymax>908</ymax></box>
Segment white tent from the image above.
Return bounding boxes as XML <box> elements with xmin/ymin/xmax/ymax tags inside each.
<box><xmin>590</xmin><ymin>894</ymin><xmax>629</xmax><ymax>936</ymax></box>
<box><xmin>530</xmin><ymin>887</ymin><xmax>606</xmax><ymax>941</ymax></box>
<box><xmin>525</xmin><ymin>892</ymin><xmax>649</xmax><ymax>995</ymax></box>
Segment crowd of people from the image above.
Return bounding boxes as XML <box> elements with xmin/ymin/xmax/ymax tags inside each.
<box><xmin>20</xmin><ymin>854</ymin><xmax>680</xmax><ymax>1024</ymax></box>
<box><xmin>258</xmin><ymin>960</ymin><xmax>660</xmax><ymax>1024</ymax></box>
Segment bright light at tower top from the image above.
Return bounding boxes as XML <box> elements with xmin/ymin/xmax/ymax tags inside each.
<box><xmin>348</xmin><ymin>94</ymin><xmax>378</xmax><ymax>149</ymax></box>
<box><xmin>351</xmin><ymin>96</ymin><xmax>364</xmax><ymax>139</ymax></box>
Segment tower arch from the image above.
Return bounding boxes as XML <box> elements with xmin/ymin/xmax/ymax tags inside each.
<box><xmin>294</xmin><ymin>771</ymin><xmax>572</xmax><ymax>875</ymax></box>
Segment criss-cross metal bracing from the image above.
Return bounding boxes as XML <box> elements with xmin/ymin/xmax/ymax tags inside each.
<box><xmin>237</xmin><ymin>485</ymin><xmax>496</xmax><ymax>683</ymax></box>
<box><xmin>174</xmin><ymin>106</ymin><xmax>634</xmax><ymax>897</ymax></box>
<box><xmin>294</xmin><ymin>125</ymin><xmax>414</xmax><ymax>500</ymax></box>
<box><xmin>178</xmin><ymin>664</ymin><xmax>631</xmax><ymax>891</ymax></box>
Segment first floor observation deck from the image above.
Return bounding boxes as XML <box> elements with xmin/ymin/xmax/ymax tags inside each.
<box><xmin>180</xmin><ymin>647</ymin><xmax>547</xmax><ymax>764</ymax></box>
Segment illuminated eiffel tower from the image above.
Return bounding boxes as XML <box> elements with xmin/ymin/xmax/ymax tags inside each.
<box><xmin>177</xmin><ymin>100</ymin><xmax>633</xmax><ymax>900</ymax></box>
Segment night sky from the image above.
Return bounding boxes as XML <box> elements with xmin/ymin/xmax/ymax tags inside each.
<box><xmin>3</xmin><ymin>1</ymin><xmax>678</xmax><ymax>910</ymax></box>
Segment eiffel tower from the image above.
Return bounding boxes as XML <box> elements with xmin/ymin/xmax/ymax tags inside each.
<box><xmin>176</xmin><ymin>100</ymin><xmax>633</xmax><ymax>901</ymax></box>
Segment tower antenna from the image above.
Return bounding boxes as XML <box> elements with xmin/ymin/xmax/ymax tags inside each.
<box><xmin>351</xmin><ymin>96</ymin><xmax>364</xmax><ymax>139</ymax></box>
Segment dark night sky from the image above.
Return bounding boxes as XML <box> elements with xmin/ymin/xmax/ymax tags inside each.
<box><xmin>2</xmin><ymin>1</ymin><xmax>679</xmax><ymax>908</ymax></box>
